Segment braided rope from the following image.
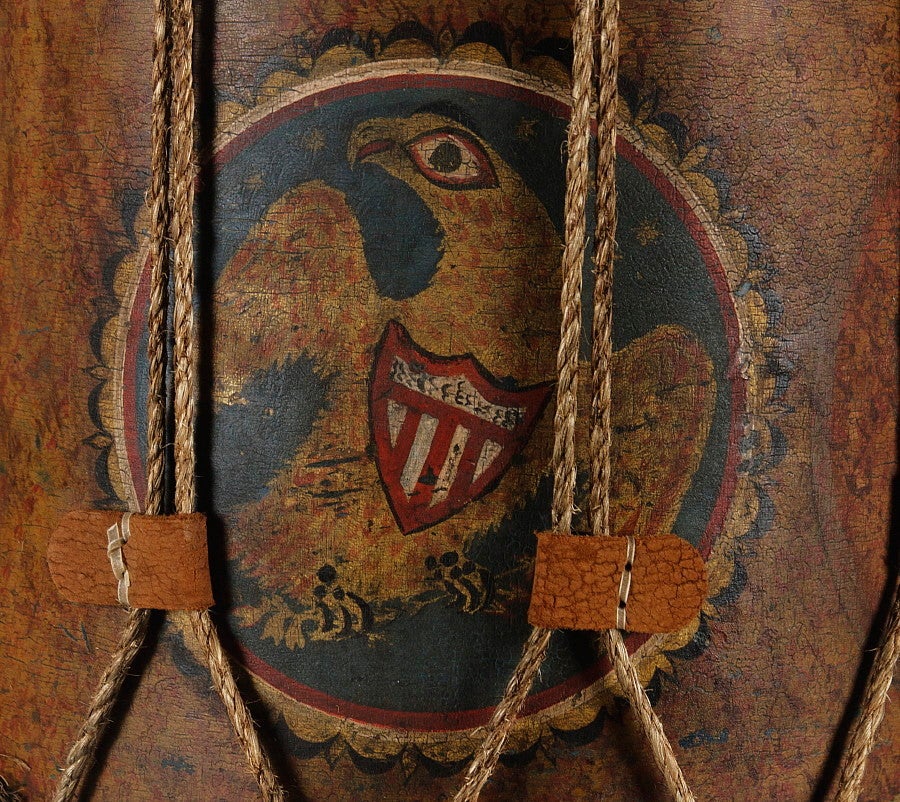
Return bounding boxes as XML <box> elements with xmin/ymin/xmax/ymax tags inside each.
<box><xmin>50</xmin><ymin>2</ymin><xmax>899</xmax><ymax>800</ymax></box>
<box><xmin>53</xmin><ymin>1</ymin><xmax>283</xmax><ymax>799</ymax></box>
<box><xmin>52</xmin><ymin>4</ymin><xmax>171</xmax><ymax>796</ymax></box>
<box><xmin>589</xmin><ymin>3</ymin><xmax>695</xmax><ymax>800</ymax></box>
<box><xmin>588</xmin><ymin>0</ymin><xmax>617</xmax><ymax>542</ymax></box>
<box><xmin>454</xmin><ymin>1</ymin><xmax>696</xmax><ymax>799</ymax></box>
<box><xmin>145</xmin><ymin>0</ymin><xmax>171</xmax><ymax>521</ymax></box>
<box><xmin>166</xmin><ymin>2</ymin><xmax>283</xmax><ymax>798</ymax></box>
<box><xmin>51</xmin><ymin>608</ymin><xmax>152</xmax><ymax>802</ymax></box>
<box><xmin>453</xmin><ymin>0</ymin><xmax>597</xmax><ymax>799</ymax></box>
<box><xmin>834</xmin><ymin>581</ymin><xmax>900</xmax><ymax>802</ymax></box>
<box><xmin>168</xmin><ymin>0</ymin><xmax>197</xmax><ymax>519</ymax></box>
<box><xmin>549</xmin><ymin>0</ymin><xmax>596</xmax><ymax>539</ymax></box>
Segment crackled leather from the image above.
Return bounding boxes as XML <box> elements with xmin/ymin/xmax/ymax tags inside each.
<box><xmin>47</xmin><ymin>510</ymin><xmax>213</xmax><ymax>610</ymax></box>
<box><xmin>528</xmin><ymin>531</ymin><xmax>707</xmax><ymax>633</ymax></box>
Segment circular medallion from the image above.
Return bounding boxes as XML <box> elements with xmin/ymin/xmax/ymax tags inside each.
<box><xmin>100</xmin><ymin>52</ymin><xmax>779</xmax><ymax>768</ymax></box>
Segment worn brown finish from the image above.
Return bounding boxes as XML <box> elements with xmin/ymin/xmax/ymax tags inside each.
<box><xmin>0</xmin><ymin>1</ymin><xmax>897</xmax><ymax>800</ymax></box>
<box><xmin>47</xmin><ymin>511</ymin><xmax>213</xmax><ymax>610</ymax></box>
<box><xmin>529</xmin><ymin>532</ymin><xmax>707</xmax><ymax>632</ymax></box>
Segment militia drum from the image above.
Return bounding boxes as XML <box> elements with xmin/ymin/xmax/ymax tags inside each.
<box><xmin>0</xmin><ymin>1</ymin><xmax>896</xmax><ymax>800</ymax></box>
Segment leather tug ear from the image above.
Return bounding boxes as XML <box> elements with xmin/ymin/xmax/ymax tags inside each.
<box><xmin>527</xmin><ymin>531</ymin><xmax>706</xmax><ymax>633</ymax></box>
<box><xmin>47</xmin><ymin>510</ymin><xmax>213</xmax><ymax>610</ymax></box>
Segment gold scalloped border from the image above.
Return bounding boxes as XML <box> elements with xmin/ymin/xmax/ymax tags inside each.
<box><xmin>95</xmin><ymin>31</ymin><xmax>780</xmax><ymax>768</ymax></box>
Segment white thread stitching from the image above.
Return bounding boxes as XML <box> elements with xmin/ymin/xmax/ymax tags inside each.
<box><xmin>106</xmin><ymin>512</ymin><xmax>133</xmax><ymax>606</ymax></box>
<box><xmin>616</xmin><ymin>535</ymin><xmax>636</xmax><ymax>630</ymax></box>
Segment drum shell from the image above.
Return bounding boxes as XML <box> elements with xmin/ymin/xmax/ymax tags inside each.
<box><xmin>0</xmin><ymin>2</ymin><xmax>896</xmax><ymax>799</ymax></box>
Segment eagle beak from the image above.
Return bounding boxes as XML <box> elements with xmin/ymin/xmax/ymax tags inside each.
<box><xmin>348</xmin><ymin>121</ymin><xmax>397</xmax><ymax>167</ymax></box>
<box><xmin>353</xmin><ymin>138</ymin><xmax>394</xmax><ymax>164</ymax></box>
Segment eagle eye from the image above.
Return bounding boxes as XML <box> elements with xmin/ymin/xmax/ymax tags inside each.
<box><xmin>405</xmin><ymin>128</ymin><xmax>498</xmax><ymax>190</ymax></box>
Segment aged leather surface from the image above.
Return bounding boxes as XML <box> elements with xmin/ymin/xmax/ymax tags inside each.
<box><xmin>0</xmin><ymin>1</ymin><xmax>896</xmax><ymax>800</ymax></box>
<box><xmin>47</xmin><ymin>511</ymin><xmax>213</xmax><ymax>610</ymax></box>
<box><xmin>529</xmin><ymin>532</ymin><xmax>707</xmax><ymax>633</ymax></box>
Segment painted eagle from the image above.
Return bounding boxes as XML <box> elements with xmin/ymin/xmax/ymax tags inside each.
<box><xmin>209</xmin><ymin>109</ymin><xmax>715</xmax><ymax>646</ymax></box>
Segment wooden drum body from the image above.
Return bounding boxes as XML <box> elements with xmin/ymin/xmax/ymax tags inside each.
<box><xmin>0</xmin><ymin>2</ymin><xmax>896</xmax><ymax>799</ymax></box>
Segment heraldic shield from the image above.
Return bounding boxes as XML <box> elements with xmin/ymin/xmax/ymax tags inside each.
<box><xmin>370</xmin><ymin>320</ymin><xmax>553</xmax><ymax>535</ymax></box>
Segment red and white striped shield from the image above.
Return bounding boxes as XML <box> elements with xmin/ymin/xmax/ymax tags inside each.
<box><xmin>370</xmin><ymin>320</ymin><xmax>553</xmax><ymax>535</ymax></box>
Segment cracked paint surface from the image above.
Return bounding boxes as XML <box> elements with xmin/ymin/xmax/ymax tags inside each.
<box><xmin>0</xmin><ymin>1</ymin><xmax>897</xmax><ymax>800</ymax></box>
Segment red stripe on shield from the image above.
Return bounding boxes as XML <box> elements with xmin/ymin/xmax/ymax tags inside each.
<box><xmin>370</xmin><ymin>320</ymin><xmax>553</xmax><ymax>535</ymax></box>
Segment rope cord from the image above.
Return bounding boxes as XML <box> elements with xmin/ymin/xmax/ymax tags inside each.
<box><xmin>53</xmin><ymin>1</ymin><xmax>283</xmax><ymax>799</ymax></box>
<box><xmin>51</xmin><ymin>5</ymin><xmax>172</xmax><ymax>796</ymax></box>
<box><xmin>589</xmin><ymin>2</ymin><xmax>695</xmax><ymax>799</ymax></box>
<box><xmin>452</xmin><ymin>0</ymin><xmax>596</xmax><ymax>798</ymax></box>
<box><xmin>50</xmin><ymin>1</ymin><xmax>899</xmax><ymax>800</ymax></box>
<box><xmin>453</xmin><ymin>1</ymin><xmax>696</xmax><ymax>799</ymax></box>
<box><xmin>453</xmin><ymin>1</ymin><xmax>900</xmax><ymax>798</ymax></box>
<box><xmin>834</xmin><ymin>580</ymin><xmax>900</xmax><ymax>802</ymax></box>
<box><xmin>166</xmin><ymin>1</ymin><xmax>283</xmax><ymax>797</ymax></box>
<box><xmin>51</xmin><ymin>606</ymin><xmax>152</xmax><ymax>802</ymax></box>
